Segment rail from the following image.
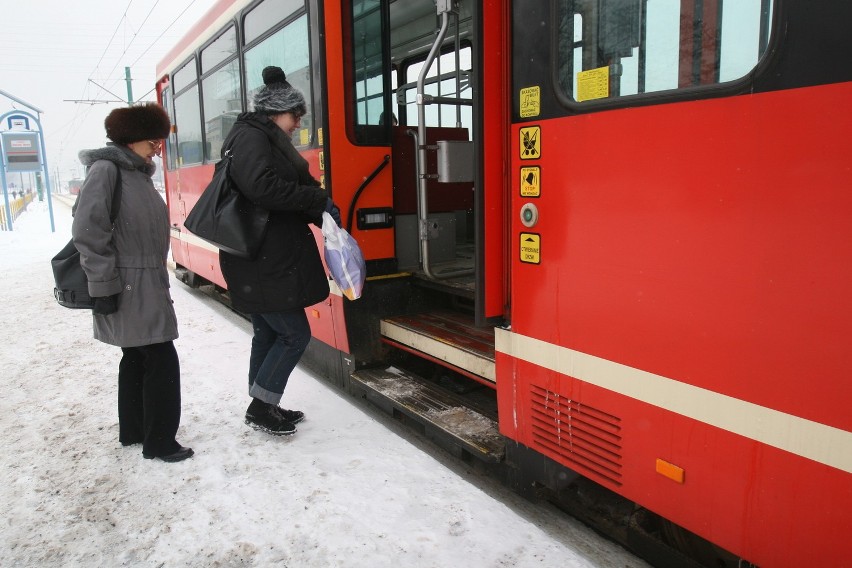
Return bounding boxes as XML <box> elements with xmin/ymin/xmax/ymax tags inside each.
<box><xmin>345</xmin><ymin>155</ymin><xmax>391</xmax><ymax>234</ymax></box>
<box><xmin>413</xmin><ymin>6</ymin><xmax>474</xmax><ymax>281</ymax></box>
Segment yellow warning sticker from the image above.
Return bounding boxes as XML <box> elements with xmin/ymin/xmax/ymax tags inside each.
<box><xmin>520</xmin><ymin>232</ymin><xmax>541</xmax><ymax>264</ymax></box>
<box><xmin>319</xmin><ymin>151</ymin><xmax>325</xmax><ymax>171</ymax></box>
<box><xmin>577</xmin><ymin>66</ymin><xmax>610</xmax><ymax>102</ymax></box>
<box><xmin>520</xmin><ymin>166</ymin><xmax>540</xmax><ymax>197</ymax></box>
<box><xmin>520</xmin><ymin>86</ymin><xmax>540</xmax><ymax>118</ymax></box>
<box><xmin>299</xmin><ymin>128</ymin><xmax>310</xmax><ymax>146</ymax></box>
<box><xmin>519</xmin><ymin>126</ymin><xmax>540</xmax><ymax>160</ymax></box>
<box><xmin>318</xmin><ymin>127</ymin><xmax>324</xmax><ymax>146</ymax></box>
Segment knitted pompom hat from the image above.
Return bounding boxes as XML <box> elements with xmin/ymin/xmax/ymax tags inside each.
<box><xmin>104</xmin><ymin>102</ymin><xmax>171</xmax><ymax>145</ymax></box>
<box><xmin>252</xmin><ymin>66</ymin><xmax>307</xmax><ymax>116</ymax></box>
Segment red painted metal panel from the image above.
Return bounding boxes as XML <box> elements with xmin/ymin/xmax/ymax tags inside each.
<box><xmin>323</xmin><ymin>1</ymin><xmax>395</xmax><ymax>262</ymax></box>
<box><xmin>502</xmin><ymin>81</ymin><xmax>852</xmax><ymax>565</ymax></box>
<box><xmin>482</xmin><ymin>0</ymin><xmax>509</xmax><ymax>319</ymax></box>
<box><xmin>497</xmin><ymin>353</ymin><xmax>849</xmax><ymax>567</ymax></box>
<box><xmin>509</xmin><ymin>84</ymin><xmax>851</xmax><ymax>429</ymax></box>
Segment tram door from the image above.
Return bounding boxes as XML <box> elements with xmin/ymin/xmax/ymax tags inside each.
<box><xmin>338</xmin><ymin>0</ymin><xmax>509</xmax><ymax>464</ymax></box>
<box><xmin>349</xmin><ymin>0</ymin><xmax>508</xmax><ymax>327</ymax></box>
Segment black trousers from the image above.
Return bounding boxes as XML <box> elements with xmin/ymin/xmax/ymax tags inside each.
<box><xmin>118</xmin><ymin>341</ymin><xmax>182</xmax><ymax>456</ymax></box>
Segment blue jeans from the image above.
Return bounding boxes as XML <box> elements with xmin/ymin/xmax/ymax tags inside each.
<box><xmin>248</xmin><ymin>310</ymin><xmax>311</xmax><ymax>405</ymax></box>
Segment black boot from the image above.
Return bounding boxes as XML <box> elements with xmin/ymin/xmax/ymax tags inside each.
<box><xmin>245</xmin><ymin>399</ymin><xmax>297</xmax><ymax>436</ymax></box>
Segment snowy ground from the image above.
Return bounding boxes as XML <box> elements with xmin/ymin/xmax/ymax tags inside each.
<box><xmin>0</xmin><ymin>196</ymin><xmax>648</xmax><ymax>567</ymax></box>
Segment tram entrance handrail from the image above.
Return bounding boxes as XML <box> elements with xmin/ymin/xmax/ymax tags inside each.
<box><xmin>413</xmin><ymin>3</ymin><xmax>473</xmax><ymax>281</ymax></box>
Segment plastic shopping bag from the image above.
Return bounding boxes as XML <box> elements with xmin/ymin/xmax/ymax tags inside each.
<box><xmin>321</xmin><ymin>212</ymin><xmax>366</xmax><ymax>300</ymax></box>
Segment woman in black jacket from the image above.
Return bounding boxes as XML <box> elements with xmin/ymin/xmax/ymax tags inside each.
<box><xmin>220</xmin><ymin>66</ymin><xmax>341</xmax><ymax>436</ymax></box>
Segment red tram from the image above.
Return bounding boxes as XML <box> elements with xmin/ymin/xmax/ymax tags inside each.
<box><xmin>156</xmin><ymin>1</ymin><xmax>852</xmax><ymax>565</ymax></box>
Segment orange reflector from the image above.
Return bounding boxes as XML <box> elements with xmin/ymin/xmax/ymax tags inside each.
<box><xmin>656</xmin><ymin>459</ymin><xmax>685</xmax><ymax>483</ymax></box>
<box><xmin>310</xmin><ymin>309</ymin><xmax>320</xmax><ymax>318</ymax></box>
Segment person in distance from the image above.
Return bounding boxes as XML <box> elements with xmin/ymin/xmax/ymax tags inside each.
<box><xmin>73</xmin><ymin>103</ymin><xmax>192</xmax><ymax>463</ymax></box>
<box><xmin>219</xmin><ymin>65</ymin><xmax>342</xmax><ymax>436</ymax></box>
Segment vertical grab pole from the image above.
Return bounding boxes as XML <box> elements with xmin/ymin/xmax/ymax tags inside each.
<box><xmin>415</xmin><ymin>10</ymin><xmax>451</xmax><ymax>279</ymax></box>
<box><xmin>413</xmin><ymin>1</ymin><xmax>473</xmax><ymax>281</ymax></box>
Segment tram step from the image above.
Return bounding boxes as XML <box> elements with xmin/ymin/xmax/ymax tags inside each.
<box><xmin>380</xmin><ymin>311</ymin><xmax>496</xmax><ymax>384</ymax></box>
<box><xmin>350</xmin><ymin>367</ymin><xmax>505</xmax><ymax>463</ymax></box>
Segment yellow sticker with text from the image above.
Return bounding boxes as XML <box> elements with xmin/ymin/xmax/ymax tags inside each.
<box><xmin>519</xmin><ymin>126</ymin><xmax>540</xmax><ymax>160</ymax></box>
<box><xmin>520</xmin><ymin>166</ymin><xmax>540</xmax><ymax>197</ymax></box>
<box><xmin>520</xmin><ymin>86</ymin><xmax>540</xmax><ymax>118</ymax></box>
<box><xmin>299</xmin><ymin>128</ymin><xmax>310</xmax><ymax>146</ymax></box>
<box><xmin>318</xmin><ymin>128</ymin><xmax>324</xmax><ymax>146</ymax></box>
<box><xmin>520</xmin><ymin>232</ymin><xmax>541</xmax><ymax>264</ymax></box>
<box><xmin>577</xmin><ymin>66</ymin><xmax>610</xmax><ymax>102</ymax></box>
<box><xmin>319</xmin><ymin>151</ymin><xmax>325</xmax><ymax>171</ymax></box>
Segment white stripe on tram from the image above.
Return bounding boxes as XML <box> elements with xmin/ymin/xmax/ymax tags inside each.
<box><xmin>170</xmin><ymin>230</ymin><xmax>343</xmax><ymax>297</ymax></box>
<box><xmin>495</xmin><ymin>328</ymin><xmax>852</xmax><ymax>474</ymax></box>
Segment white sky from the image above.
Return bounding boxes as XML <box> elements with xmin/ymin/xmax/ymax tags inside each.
<box><xmin>0</xmin><ymin>0</ymin><xmax>218</xmax><ymax>182</ymax></box>
<box><xmin>0</xmin><ymin>199</ymin><xmax>649</xmax><ymax>566</ymax></box>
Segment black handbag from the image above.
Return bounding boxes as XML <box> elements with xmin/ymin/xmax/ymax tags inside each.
<box><xmin>183</xmin><ymin>150</ymin><xmax>269</xmax><ymax>260</ymax></box>
<box><xmin>52</xmin><ymin>166</ymin><xmax>122</xmax><ymax>309</ymax></box>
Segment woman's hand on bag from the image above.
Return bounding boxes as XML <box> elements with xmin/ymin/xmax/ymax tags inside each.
<box><xmin>325</xmin><ymin>198</ymin><xmax>342</xmax><ymax>228</ymax></box>
<box><xmin>93</xmin><ymin>294</ymin><xmax>120</xmax><ymax>315</ymax></box>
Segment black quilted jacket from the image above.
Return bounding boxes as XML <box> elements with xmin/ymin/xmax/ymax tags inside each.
<box><xmin>219</xmin><ymin>113</ymin><xmax>330</xmax><ymax>313</ymax></box>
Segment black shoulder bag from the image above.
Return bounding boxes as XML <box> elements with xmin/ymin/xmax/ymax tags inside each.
<box><xmin>51</xmin><ymin>166</ymin><xmax>122</xmax><ymax>309</ymax></box>
<box><xmin>183</xmin><ymin>150</ymin><xmax>269</xmax><ymax>260</ymax></box>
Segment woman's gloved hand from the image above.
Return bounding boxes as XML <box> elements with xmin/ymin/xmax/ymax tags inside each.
<box><xmin>92</xmin><ymin>294</ymin><xmax>119</xmax><ymax>315</ymax></box>
<box><xmin>325</xmin><ymin>198</ymin><xmax>342</xmax><ymax>228</ymax></box>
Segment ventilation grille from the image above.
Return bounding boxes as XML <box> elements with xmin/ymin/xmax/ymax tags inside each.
<box><xmin>529</xmin><ymin>385</ymin><xmax>623</xmax><ymax>486</ymax></box>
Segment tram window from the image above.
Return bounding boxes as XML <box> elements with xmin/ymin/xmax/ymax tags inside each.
<box><xmin>244</xmin><ymin>14</ymin><xmax>312</xmax><ymax>147</ymax></box>
<box><xmin>403</xmin><ymin>47</ymin><xmax>472</xmax><ymax>134</ymax></box>
<box><xmin>243</xmin><ymin>0</ymin><xmax>304</xmax><ymax>45</ymax></box>
<box><xmin>201</xmin><ymin>26</ymin><xmax>242</xmax><ymax>162</ymax></box>
<box><xmin>161</xmin><ymin>88</ymin><xmax>178</xmax><ymax>171</ymax></box>
<box><xmin>172</xmin><ymin>59</ymin><xmax>198</xmax><ymax>94</ymax></box>
<box><xmin>555</xmin><ymin>0</ymin><xmax>773</xmax><ymax>103</ymax></box>
<box><xmin>201</xmin><ymin>26</ymin><xmax>237</xmax><ymax>73</ymax></box>
<box><xmin>174</xmin><ymin>85</ymin><xmax>204</xmax><ymax>166</ymax></box>
<box><xmin>202</xmin><ymin>60</ymin><xmax>241</xmax><ymax>161</ymax></box>
<box><xmin>349</xmin><ymin>0</ymin><xmax>390</xmax><ymax>145</ymax></box>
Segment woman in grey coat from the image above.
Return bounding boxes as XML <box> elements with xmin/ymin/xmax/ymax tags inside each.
<box><xmin>73</xmin><ymin>103</ymin><xmax>192</xmax><ymax>463</ymax></box>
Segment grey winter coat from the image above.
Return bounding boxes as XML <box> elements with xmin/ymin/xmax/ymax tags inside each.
<box><xmin>72</xmin><ymin>144</ymin><xmax>178</xmax><ymax>348</ymax></box>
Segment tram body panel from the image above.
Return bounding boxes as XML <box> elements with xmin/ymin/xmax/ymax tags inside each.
<box><xmin>500</xmin><ymin>82</ymin><xmax>852</xmax><ymax>566</ymax></box>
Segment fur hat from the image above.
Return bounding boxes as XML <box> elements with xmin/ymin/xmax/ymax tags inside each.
<box><xmin>252</xmin><ymin>66</ymin><xmax>307</xmax><ymax>116</ymax></box>
<box><xmin>104</xmin><ymin>102</ymin><xmax>171</xmax><ymax>145</ymax></box>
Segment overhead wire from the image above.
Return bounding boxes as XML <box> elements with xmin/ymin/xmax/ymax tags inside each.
<box><xmin>103</xmin><ymin>0</ymin><xmax>162</xmax><ymax>97</ymax></box>
<box><xmin>104</xmin><ymin>0</ymin><xmax>200</xmax><ymax>103</ymax></box>
<box><xmin>53</xmin><ymin>0</ymin><xmax>134</xmax><ymax>173</ymax></box>
<box><xmin>128</xmin><ymin>0</ymin><xmax>200</xmax><ymax>70</ymax></box>
<box><xmin>87</xmin><ymin>0</ymin><xmax>135</xmax><ymax>87</ymax></box>
<box><xmin>52</xmin><ymin>1</ymin><xmax>202</xmax><ymax>173</ymax></box>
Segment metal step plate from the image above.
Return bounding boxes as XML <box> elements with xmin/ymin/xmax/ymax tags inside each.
<box><xmin>351</xmin><ymin>367</ymin><xmax>504</xmax><ymax>463</ymax></box>
<box><xmin>380</xmin><ymin>311</ymin><xmax>496</xmax><ymax>383</ymax></box>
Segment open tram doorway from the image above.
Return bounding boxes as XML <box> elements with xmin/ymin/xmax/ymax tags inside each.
<box><xmin>387</xmin><ymin>0</ymin><xmax>476</xmax><ymax>292</ymax></box>
<box><xmin>343</xmin><ymin>0</ymin><xmax>508</xmax><ymax>463</ymax></box>
<box><xmin>348</xmin><ymin>0</ymin><xmax>506</xmax><ymax>325</ymax></box>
